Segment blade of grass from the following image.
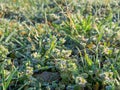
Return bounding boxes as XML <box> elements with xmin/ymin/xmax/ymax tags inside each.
<box><xmin>2</xmin><ymin>67</ymin><xmax>17</xmax><ymax>90</ymax></box>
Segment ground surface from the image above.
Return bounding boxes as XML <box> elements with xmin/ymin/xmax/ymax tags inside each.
<box><xmin>0</xmin><ymin>0</ymin><xmax>120</xmax><ymax>90</ymax></box>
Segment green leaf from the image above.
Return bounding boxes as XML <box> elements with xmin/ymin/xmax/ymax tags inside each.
<box><xmin>85</xmin><ymin>54</ymin><xmax>93</xmax><ymax>66</ymax></box>
<box><xmin>5</xmin><ymin>30</ymin><xmax>16</xmax><ymax>43</ymax></box>
<box><xmin>3</xmin><ymin>68</ymin><xmax>17</xmax><ymax>90</ymax></box>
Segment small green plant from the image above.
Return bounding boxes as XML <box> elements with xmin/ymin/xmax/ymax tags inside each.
<box><xmin>0</xmin><ymin>0</ymin><xmax>120</xmax><ymax>90</ymax></box>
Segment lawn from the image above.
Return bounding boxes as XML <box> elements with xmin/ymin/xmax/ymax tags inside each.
<box><xmin>0</xmin><ymin>0</ymin><xmax>120</xmax><ymax>90</ymax></box>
